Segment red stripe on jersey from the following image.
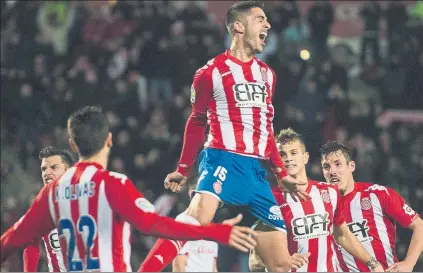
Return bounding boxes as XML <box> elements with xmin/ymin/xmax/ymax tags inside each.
<box><xmin>243</xmin><ymin>63</ymin><xmax>261</xmax><ymax>155</ymax></box>
<box><xmin>264</xmin><ymin>69</ymin><xmax>276</xmax><ymax>159</ymax></box>
<box><xmin>321</xmin><ymin>192</ymin><xmax>336</xmax><ymax>272</ymax></box>
<box><xmin>217</xmin><ymin>63</ymin><xmax>246</xmax><ymax>152</ymax></box>
<box><xmin>382</xmin><ymin>212</ymin><xmax>399</xmax><ymax>265</ymax></box>
<box><xmin>207</xmin><ymin>95</ymin><xmax>224</xmax><ymax>150</ymax></box>
<box><xmin>88</xmin><ymin>172</ymin><xmax>100</xmax><ymax>268</ymax></box>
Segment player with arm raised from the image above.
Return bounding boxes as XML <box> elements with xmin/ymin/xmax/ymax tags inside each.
<box><xmin>250</xmin><ymin>128</ymin><xmax>384</xmax><ymax>272</ymax></box>
<box><xmin>139</xmin><ymin>1</ymin><xmax>309</xmax><ymax>272</ymax></box>
<box><xmin>320</xmin><ymin>141</ymin><xmax>423</xmax><ymax>272</ymax></box>
<box><xmin>23</xmin><ymin>146</ymin><xmax>75</xmax><ymax>272</ymax></box>
<box><xmin>1</xmin><ymin>106</ymin><xmax>257</xmax><ymax>271</ymax></box>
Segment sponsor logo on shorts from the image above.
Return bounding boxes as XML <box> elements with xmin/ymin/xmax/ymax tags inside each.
<box><xmin>268</xmin><ymin>205</ymin><xmax>283</xmax><ymax>221</ymax></box>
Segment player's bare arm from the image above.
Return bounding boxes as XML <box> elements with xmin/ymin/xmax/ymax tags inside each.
<box><xmin>386</xmin><ymin>216</ymin><xmax>423</xmax><ymax>272</ymax></box>
<box><xmin>172</xmin><ymin>254</ymin><xmax>188</xmax><ymax>272</ymax></box>
<box><xmin>333</xmin><ymin>223</ymin><xmax>384</xmax><ymax>272</ymax></box>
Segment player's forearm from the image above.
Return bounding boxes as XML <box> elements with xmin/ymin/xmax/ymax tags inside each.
<box><xmin>269</xmin><ymin>136</ymin><xmax>288</xmax><ymax>178</ymax></box>
<box><xmin>176</xmin><ymin>112</ymin><xmax>208</xmax><ymax>177</ymax></box>
<box><xmin>335</xmin><ymin>228</ymin><xmax>373</xmax><ymax>265</ymax></box>
<box><xmin>135</xmin><ymin>212</ymin><xmax>232</xmax><ymax>245</ymax></box>
<box><xmin>172</xmin><ymin>256</ymin><xmax>187</xmax><ymax>272</ymax></box>
<box><xmin>403</xmin><ymin>218</ymin><xmax>423</xmax><ymax>268</ymax></box>
<box><xmin>23</xmin><ymin>244</ymin><xmax>40</xmax><ymax>272</ymax></box>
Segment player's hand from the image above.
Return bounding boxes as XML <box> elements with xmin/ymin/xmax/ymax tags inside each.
<box><xmin>222</xmin><ymin>213</ymin><xmax>244</xmax><ymax>226</ymax></box>
<box><xmin>290</xmin><ymin>252</ymin><xmax>310</xmax><ymax>270</ymax></box>
<box><xmin>279</xmin><ymin>175</ymin><xmax>310</xmax><ymax>201</ymax></box>
<box><xmin>386</xmin><ymin>261</ymin><xmax>414</xmax><ymax>272</ymax></box>
<box><xmin>164</xmin><ymin>171</ymin><xmax>187</xmax><ymax>193</ymax></box>
<box><xmin>228</xmin><ymin>225</ymin><xmax>257</xmax><ymax>253</ymax></box>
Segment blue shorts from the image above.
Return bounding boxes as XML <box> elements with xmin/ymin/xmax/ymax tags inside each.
<box><xmin>195</xmin><ymin>148</ymin><xmax>286</xmax><ymax>232</ymax></box>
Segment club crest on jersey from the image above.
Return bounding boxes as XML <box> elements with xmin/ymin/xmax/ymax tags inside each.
<box><xmin>260</xmin><ymin>67</ymin><xmax>268</xmax><ymax>82</ymax></box>
<box><xmin>360</xmin><ymin>197</ymin><xmax>372</xmax><ymax>210</ymax></box>
<box><xmin>320</xmin><ymin>190</ymin><xmax>331</xmax><ymax>203</ymax></box>
<box><xmin>213</xmin><ymin>181</ymin><xmax>222</xmax><ymax>194</ymax></box>
<box><xmin>233</xmin><ymin>82</ymin><xmax>268</xmax><ymax>108</ymax></box>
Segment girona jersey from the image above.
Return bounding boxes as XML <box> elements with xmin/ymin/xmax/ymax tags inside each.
<box><xmin>2</xmin><ymin>162</ymin><xmax>234</xmax><ymax>272</ymax></box>
<box><xmin>42</xmin><ymin>230</ymin><xmax>66</xmax><ymax>272</ymax></box>
<box><xmin>272</xmin><ymin>180</ymin><xmax>345</xmax><ymax>272</ymax></box>
<box><xmin>336</xmin><ymin>183</ymin><xmax>420</xmax><ymax>272</ymax></box>
<box><xmin>191</xmin><ymin>49</ymin><xmax>277</xmax><ymax>158</ymax></box>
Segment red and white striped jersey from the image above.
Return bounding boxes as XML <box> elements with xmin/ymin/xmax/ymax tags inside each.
<box><xmin>2</xmin><ymin>162</ymin><xmax>237</xmax><ymax>271</ymax></box>
<box><xmin>23</xmin><ymin>230</ymin><xmax>66</xmax><ymax>272</ymax></box>
<box><xmin>198</xmin><ymin>50</ymin><xmax>276</xmax><ymax>158</ymax></box>
<box><xmin>336</xmin><ymin>182</ymin><xmax>420</xmax><ymax>272</ymax></box>
<box><xmin>272</xmin><ymin>180</ymin><xmax>345</xmax><ymax>272</ymax></box>
<box><xmin>177</xmin><ymin>50</ymin><xmax>286</xmax><ymax>178</ymax></box>
<box><xmin>42</xmin><ymin>230</ymin><xmax>67</xmax><ymax>272</ymax></box>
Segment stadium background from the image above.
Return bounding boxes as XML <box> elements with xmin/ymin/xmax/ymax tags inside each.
<box><xmin>1</xmin><ymin>0</ymin><xmax>422</xmax><ymax>271</ymax></box>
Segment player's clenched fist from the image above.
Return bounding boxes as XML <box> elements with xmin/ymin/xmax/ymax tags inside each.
<box><xmin>164</xmin><ymin>171</ymin><xmax>187</xmax><ymax>192</ymax></box>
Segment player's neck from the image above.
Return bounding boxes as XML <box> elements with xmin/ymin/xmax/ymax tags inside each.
<box><xmin>343</xmin><ymin>180</ymin><xmax>355</xmax><ymax>196</ymax></box>
<box><xmin>229</xmin><ymin>39</ymin><xmax>254</xmax><ymax>62</ymax></box>
<box><xmin>293</xmin><ymin>172</ymin><xmax>308</xmax><ymax>192</ymax></box>
<box><xmin>79</xmin><ymin>150</ymin><xmax>109</xmax><ymax>169</ymax></box>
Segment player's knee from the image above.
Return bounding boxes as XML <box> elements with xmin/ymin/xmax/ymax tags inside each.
<box><xmin>265</xmin><ymin>260</ymin><xmax>291</xmax><ymax>272</ymax></box>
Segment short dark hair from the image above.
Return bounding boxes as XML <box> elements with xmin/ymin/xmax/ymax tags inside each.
<box><xmin>39</xmin><ymin>146</ymin><xmax>75</xmax><ymax>167</ymax></box>
<box><xmin>67</xmin><ymin>106</ymin><xmax>109</xmax><ymax>157</ymax></box>
<box><xmin>276</xmin><ymin>128</ymin><xmax>306</xmax><ymax>152</ymax></box>
<box><xmin>226</xmin><ymin>1</ymin><xmax>264</xmax><ymax>35</ymax></box>
<box><xmin>319</xmin><ymin>141</ymin><xmax>353</xmax><ymax>163</ymax></box>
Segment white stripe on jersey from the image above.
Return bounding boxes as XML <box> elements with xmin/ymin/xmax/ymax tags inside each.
<box><xmin>328</xmin><ymin>187</ymin><xmax>338</xmax><ymax>234</ymax></box>
<box><xmin>369</xmin><ymin>193</ymin><xmax>395</xmax><ymax>265</ymax></box>
<box><xmin>123</xmin><ymin>222</ymin><xmax>132</xmax><ymax>272</ymax></box>
<box><xmin>310</xmin><ymin>186</ymin><xmax>328</xmax><ymax>272</ymax></box>
<box><xmin>346</xmin><ymin>192</ymin><xmax>377</xmax><ymax>270</ymax></box>
<box><xmin>78</xmin><ymin>166</ymin><xmax>97</xmax><ymax>216</ymax></box>
<box><xmin>251</xmin><ymin>61</ymin><xmax>270</xmax><ymax>156</ymax></box>
<box><xmin>225</xmin><ymin>59</ymin><xmax>254</xmax><ymax>153</ymax></box>
<box><xmin>45</xmin><ymin>240</ymin><xmax>54</xmax><ymax>272</ymax></box>
<box><xmin>57</xmin><ymin>167</ymin><xmax>83</xmax><ymax>265</ymax></box>
<box><xmin>57</xmin><ymin>250</ymin><xmax>67</xmax><ymax>272</ymax></box>
<box><xmin>98</xmin><ymin>181</ymin><xmax>114</xmax><ymax>272</ymax></box>
<box><xmin>288</xmin><ymin>195</ymin><xmax>308</xmax><ymax>272</ymax></box>
<box><xmin>49</xmin><ymin>187</ymin><xmax>57</xmax><ymax>225</ymax></box>
<box><xmin>211</xmin><ymin>67</ymin><xmax>236</xmax><ymax>149</ymax></box>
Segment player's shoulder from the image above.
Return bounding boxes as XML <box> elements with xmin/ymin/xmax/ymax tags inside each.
<box><xmin>254</xmin><ymin>56</ymin><xmax>275</xmax><ymax>72</ymax></box>
<box><xmin>194</xmin><ymin>53</ymin><xmax>225</xmax><ymax>77</ymax></box>
<box><xmin>356</xmin><ymin>182</ymin><xmax>392</xmax><ymax>196</ymax></box>
<box><xmin>100</xmin><ymin>170</ymin><xmax>131</xmax><ymax>185</ymax></box>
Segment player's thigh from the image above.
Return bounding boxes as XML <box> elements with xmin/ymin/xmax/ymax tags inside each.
<box><xmin>249</xmin><ymin>247</ymin><xmax>266</xmax><ymax>272</ymax></box>
<box><xmin>254</xmin><ymin>222</ymin><xmax>291</xmax><ymax>272</ymax></box>
<box><xmin>186</xmin><ymin>192</ymin><xmax>219</xmax><ymax>225</ymax></box>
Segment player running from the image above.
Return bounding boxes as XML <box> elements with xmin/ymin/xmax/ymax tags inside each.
<box><xmin>1</xmin><ymin>106</ymin><xmax>257</xmax><ymax>272</ymax></box>
<box><xmin>139</xmin><ymin>1</ymin><xmax>309</xmax><ymax>272</ymax></box>
<box><xmin>250</xmin><ymin>128</ymin><xmax>384</xmax><ymax>272</ymax></box>
<box><xmin>320</xmin><ymin>141</ymin><xmax>423</xmax><ymax>272</ymax></box>
<box><xmin>23</xmin><ymin>146</ymin><xmax>74</xmax><ymax>272</ymax></box>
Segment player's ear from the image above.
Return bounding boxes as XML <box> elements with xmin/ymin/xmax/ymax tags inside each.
<box><xmin>349</xmin><ymin>160</ymin><xmax>356</xmax><ymax>172</ymax></box>
<box><xmin>69</xmin><ymin>138</ymin><xmax>79</xmax><ymax>154</ymax></box>
<box><xmin>233</xmin><ymin>20</ymin><xmax>245</xmax><ymax>34</ymax></box>
<box><xmin>106</xmin><ymin>132</ymin><xmax>113</xmax><ymax>148</ymax></box>
<box><xmin>304</xmin><ymin>152</ymin><xmax>309</xmax><ymax>164</ymax></box>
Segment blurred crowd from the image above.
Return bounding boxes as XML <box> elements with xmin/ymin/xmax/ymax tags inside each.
<box><xmin>1</xmin><ymin>1</ymin><xmax>422</xmax><ymax>271</ymax></box>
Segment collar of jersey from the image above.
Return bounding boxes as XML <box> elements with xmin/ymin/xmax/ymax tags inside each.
<box><xmin>74</xmin><ymin>161</ymin><xmax>104</xmax><ymax>170</ymax></box>
<box><xmin>225</xmin><ymin>49</ymin><xmax>255</xmax><ymax>66</ymax></box>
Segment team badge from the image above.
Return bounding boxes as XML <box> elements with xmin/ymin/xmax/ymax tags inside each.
<box><xmin>360</xmin><ymin>197</ymin><xmax>372</xmax><ymax>210</ymax></box>
<box><xmin>213</xmin><ymin>181</ymin><xmax>222</xmax><ymax>194</ymax></box>
<box><xmin>260</xmin><ymin>67</ymin><xmax>268</xmax><ymax>82</ymax></box>
<box><xmin>321</xmin><ymin>190</ymin><xmax>331</xmax><ymax>203</ymax></box>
